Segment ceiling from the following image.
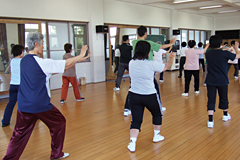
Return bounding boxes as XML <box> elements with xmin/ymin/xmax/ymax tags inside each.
<box><xmin>115</xmin><ymin>0</ymin><xmax>240</xmax><ymax>16</ymax></box>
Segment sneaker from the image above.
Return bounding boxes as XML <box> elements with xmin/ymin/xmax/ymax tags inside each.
<box><xmin>222</xmin><ymin>113</ymin><xmax>231</xmax><ymax>121</ymax></box>
<box><xmin>238</xmin><ymin>71</ymin><xmax>240</xmax><ymax>75</ymax></box>
<box><xmin>76</xmin><ymin>98</ymin><xmax>85</xmax><ymax>101</ymax></box>
<box><xmin>159</xmin><ymin>80</ymin><xmax>164</xmax><ymax>82</ymax></box>
<box><xmin>53</xmin><ymin>153</ymin><xmax>69</xmax><ymax>159</ymax></box>
<box><xmin>124</xmin><ymin>109</ymin><xmax>130</xmax><ymax>116</ymax></box>
<box><xmin>153</xmin><ymin>133</ymin><xmax>165</xmax><ymax>143</ymax></box>
<box><xmin>113</xmin><ymin>87</ymin><xmax>120</xmax><ymax>91</ymax></box>
<box><xmin>234</xmin><ymin>76</ymin><xmax>238</xmax><ymax>79</ymax></box>
<box><xmin>128</xmin><ymin>110</ymin><xmax>131</xmax><ymax>115</ymax></box>
<box><xmin>195</xmin><ymin>91</ymin><xmax>200</xmax><ymax>94</ymax></box>
<box><xmin>182</xmin><ymin>93</ymin><xmax>188</xmax><ymax>96</ymax></box>
<box><xmin>60</xmin><ymin>100</ymin><xmax>65</xmax><ymax>104</ymax></box>
<box><xmin>162</xmin><ymin>107</ymin><xmax>166</xmax><ymax>111</ymax></box>
<box><xmin>127</xmin><ymin>141</ymin><xmax>136</xmax><ymax>152</ymax></box>
<box><xmin>208</xmin><ymin>121</ymin><xmax>214</xmax><ymax>128</ymax></box>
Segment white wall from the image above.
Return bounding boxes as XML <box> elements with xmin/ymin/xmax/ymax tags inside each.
<box><xmin>215</xmin><ymin>14</ymin><xmax>240</xmax><ymax>30</ymax></box>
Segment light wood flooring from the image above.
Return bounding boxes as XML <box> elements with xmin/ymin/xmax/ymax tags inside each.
<box><xmin>1</xmin><ymin>68</ymin><xmax>240</xmax><ymax>160</ymax></box>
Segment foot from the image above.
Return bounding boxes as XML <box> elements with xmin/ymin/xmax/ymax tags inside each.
<box><xmin>153</xmin><ymin>133</ymin><xmax>165</xmax><ymax>142</ymax></box>
<box><xmin>124</xmin><ymin>109</ymin><xmax>131</xmax><ymax>116</ymax></box>
<box><xmin>208</xmin><ymin>121</ymin><xmax>214</xmax><ymax>128</ymax></box>
<box><xmin>222</xmin><ymin>113</ymin><xmax>231</xmax><ymax>121</ymax></box>
<box><xmin>113</xmin><ymin>87</ymin><xmax>120</xmax><ymax>91</ymax></box>
<box><xmin>234</xmin><ymin>76</ymin><xmax>238</xmax><ymax>79</ymax></box>
<box><xmin>2</xmin><ymin>123</ymin><xmax>10</xmax><ymax>127</ymax></box>
<box><xmin>159</xmin><ymin>80</ymin><xmax>164</xmax><ymax>83</ymax></box>
<box><xmin>54</xmin><ymin>153</ymin><xmax>69</xmax><ymax>159</ymax></box>
<box><xmin>127</xmin><ymin>141</ymin><xmax>136</xmax><ymax>152</ymax></box>
<box><xmin>162</xmin><ymin>107</ymin><xmax>166</xmax><ymax>111</ymax></box>
<box><xmin>76</xmin><ymin>97</ymin><xmax>85</xmax><ymax>101</ymax></box>
<box><xmin>195</xmin><ymin>91</ymin><xmax>200</xmax><ymax>94</ymax></box>
<box><xmin>60</xmin><ymin>100</ymin><xmax>65</xmax><ymax>104</ymax></box>
<box><xmin>181</xmin><ymin>93</ymin><xmax>188</xmax><ymax>96</ymax></box>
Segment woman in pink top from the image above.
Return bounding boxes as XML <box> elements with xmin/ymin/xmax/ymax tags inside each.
<box><xmin>182</xmin><ymin>40</ymin><xmax>209</xmax><ymax>96</ymax></box>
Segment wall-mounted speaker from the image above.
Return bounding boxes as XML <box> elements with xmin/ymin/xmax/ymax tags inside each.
<box><xmin>173</xmin><ymin>30</ymin><xmax>180</xmax><ymax>35</ymax></box>
<box><xmin>96</xmin><ymin>25</ymin><xmax>109</xmax><ymax>33</ymax></box>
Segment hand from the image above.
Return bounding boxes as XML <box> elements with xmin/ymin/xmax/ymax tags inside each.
<box><xmin>235</xmin><ymin>41</ymin><xmax>239</xmax><ymax>48</ymax></box>
<box><xmin>170</xmin><ymin>37</ymin><xmax>177</xmax><ymax>45</ymax></box>
<box><xmin>80</xmin><ymin>45</ymin><xmax>88</xmax><ymax>57</ymax></box>
<box><xmin>205</xmin><ymin>43</ymin><xmax>210</xmax><ymax>48</ymax></box>
<box><xmin>169</xmin><ymin>51</ymin><xmax>176</xmax><ymax>59</ymax></box>
<box><xmin>86</xmin><ymin>52</ymin><xmax>91</xmax><ymax>58</ymax></box>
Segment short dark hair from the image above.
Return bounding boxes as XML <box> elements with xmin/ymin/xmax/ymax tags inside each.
<box><xmin>231</xmin><ymin>40</ymin><xmax>235</xmax><ymax>46</ymax></box>
<box><xmin>137</xmin><ymin>26</ymin><xmax>147</xmax><ymax>37</ymax></box>
<box><xmin>64</xmin><ymin>43</ymin><xmax>72</xmax><ymax>53</ymax></box>
<box><xmin>188</xmin><ymin>40</ymin><xmax>196</xmax><ymax>48</ymax></box>
<box><xmin>181</xmin><ymin>42</ymin><xmax>187</xmax><ymax>47</ymax></box>
<box><xmin>122</xmin><ymin>35</ymin><xmax>129</xmax><ymax>42</ymax></box>
<box><xmin>224</xmin><ymin>42</ymin><xmax>228</xmax><ymax>45</ymax></box>
<box><xmin>198</xmin><ymin>42</ymin><xmax>203</xmax><ymax>48</ymax></box>
<box><xmin>133</xmin><ymin>41</ymin><xmax>150</xmax><ymax>60</ymax></box>
<box><xmin>209</xmin><ymin>35</ymin><xmax>222</xmax><ymax>48</ymax></box>
<box><xmin>12</xmin><ymin>45</ymin><xmax>24</xmax><ymax>57</ymax></box>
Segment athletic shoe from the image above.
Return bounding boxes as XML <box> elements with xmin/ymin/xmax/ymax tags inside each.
<box><xmin>162</xmin><ymin>107</ymin><xmax>166</xmax><ymax>111</ymax></box>
<box><xmin>128</xmin><ymin>110</ymin><xmax>131</xmax><ymax>115</ymax></box>
<box><xmin>182</xmin><ymin>93</ymin><xmax>188</xmax><ymax>96</ymax></box>
<box><xmin>124</xmin><ymin>109</ymin><xmax>130</xmax><ymax>116</ymax></box>
<box><xmin>238</xmin><ymin>71</ymin><xmax>240</xmax><ymax>75</ymax></box>
<box><xmin>53</xmin><ymin>153</ymin><xmax>69</xmax><ymax>159</ymax></box>
<box><xmin>208</xmin><ymin>121</ymin><xmax>214</xmax><ymax>128</ymax></box>
<box><xmin>113</xmin><ymin>87</ymin><xmax>120</xmax><ymax>91</ymax></box>
<box><xmin>234</xmin><ymin>76</ymin><xmax>238</xmax><ymax>79</ymax></box>
<box><xmin>153</xmin><ymin>133</ymin><xmax>165</xmax><ymax>142</ymax></box>
<box><xmin>60</xmin><ymin>100</ymin><xmax>65</xmax><ymax>104</ymax></box>
<box><xmin>76</xmin><ymin>98</ymin><xmax>85</xmax><ymax>101</ymax></box>
<box><xmin>222</xmin><ymin>113</ymin><xmax>231</xmax><ymax>121</ymax></box>
<box><xmin>159</xmin><ymin>80</ymin><xmax>164</xmax><ymax>82</ymax></box>
<box><xmin>195</xmin><ymin>91</ymin><xmax>200</xmax><ymax>94</ymax></box>
<box><xmin>127</xmin><ymin>141</ymin><xmax>136</xmax><ymax>152</ymax></box>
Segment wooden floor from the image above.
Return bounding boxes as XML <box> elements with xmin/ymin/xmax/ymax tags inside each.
<box><xmin>1</xmin><ymin>68</ymin><xmax>240</xmax><ymax>160</ymax></box>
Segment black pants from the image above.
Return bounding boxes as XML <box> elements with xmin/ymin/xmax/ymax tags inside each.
<box><xmin>238</xmin><ymin>59</ymin><xmax>240</xmax><ymax>70</ymax></box>
<box><xmin>207</xmin><ymin>85</ymin><xmax>228</xmax><ymax>111</ymax></box>
<box><xmin>179</xmin><ymin>57</ymin><xmax>186</xmax><ymax>77</ymax></box>
<box><xmin>129</xmin><ymin>92</ymin><xmax>162</xmax><ymax>131</ymax></box>
<box><xmin>159</xmin><ymin>72</ymin><xmax>164</xmax><ymax>80</ymax></box>
<box><xmin>184</xmin><ymin>70</ymin><xmax>199</xmax><ymax>93</ymax></box>
<box><xmin>114</xmin><ymin>57</ymin><xmax>119</xmax><ymax>73</ymax></box>
<box><xmin>228</xmin><ymin>63</ymin><xmax>238</xmax><ymax>77</ymax></box>
<box><xmin>115</xmin><ymin>63</ymin><xmax>129</xmax><ymax>88</ymax></box>
<box><xmin>199</xmin><ymin>59</ymin><xmax>205</xmax><ymax>72</ymax></box>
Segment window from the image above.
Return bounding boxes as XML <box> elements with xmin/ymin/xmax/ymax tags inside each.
<box><xmin>161</xmin><ymin>28</ymin><xmax>169</xmax><ymax>41</ymax></box>
<box><xmin>189</xmin><ymin>30</ymin><xmax>194</xmax><ymax>40</ymax></box>
<box><xmin>151</xmin><ymin>28</ymin><xmax>160</xmax><ymax>35</ymax></box>
<box><xmin>195</xmin><ymin>31</ymin><xmax>200</xmax><ymax>47</ymax></box>
<box><xmin>201</xmin><ymin>31</ymin><xmax>205</xmax><ymax>44</ymax></box>
<box><xmin>182</xmin><ymin>30</ymin><xmax>188</xmax><ymax>45</ymax></box>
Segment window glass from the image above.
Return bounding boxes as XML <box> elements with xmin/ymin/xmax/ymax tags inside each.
<box><xmin>201</xmin><ymin>31</ymin><xmax>205</xmax><ymax>44</ymax></box>
<box><xmin>195</xmin><ymin>30</ymin><xmax>200</xmax><ymax>47</ymax></box>
<box><xmin>189</xmin><ymin>30</ymin><xmax>194</xmax><ymax>40</ymax></box>
<box><xmin>151</xmin><ymin>28</ymin><xmax>160</xmax><ymax>35</ymax></box>
<box><xmin>182</xmin><ymin>30</ymin><xmax>188</xmax><ymax>44</ymax></box>
<box><xmin>161</xmin><ymin>29</ymin><xmax>169</xmax><ymax>40</ymax></box>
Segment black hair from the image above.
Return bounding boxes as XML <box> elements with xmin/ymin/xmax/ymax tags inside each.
<box><xmin>198</xmin><ymin>42</ymin><xmax>203</xmax><ymax>48</ymax></box>
<box><xmin>12</xmin><ymin>45</ymin><xmax>24</xmax><ymax>57</ymax></box>
<box><xmin>188</xmin><ymin>40</ymin><xmax>196</xmax><ymax>48</ymax></box>
<box><xmin>231</xmin><ymin>40</ymin><xmax>235</xmax><ymax>46</ymax></box>
<box><xmin>224</xmin><ymin>42</ymin><xmax>228</xmax><ymax>45</ymax></box>
<box><xmin>122</xmin><ymin>35</ymin><xmax>129</xmax><ymax>42</ymax></box>
<box><xmin>133</xmin><ymin>41</ymin><xmax>150</xmax><ymax>60</ymax></box>
<box><xmin>64</xmin><ymin>43</ymin><xmax>72</xmax><ymax>53</ymax></box>
<box><xmin>181</xmin><ymin>42</ymin><xmax>187</xmax><ymax>47</ymax></box>
<box><xmin>209</xmin><ymin>35</ymin><xmax>222</xmax><ymax>49</ymax></box>
<box><xmin>137</xmin><ymin>25</ymin><xmax>147</xmax><ymax>37</ymax></box>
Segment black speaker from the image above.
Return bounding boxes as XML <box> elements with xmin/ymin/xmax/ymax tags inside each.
<box><xmin>173</xmin><ymin>30</ymin><xmax>180</xmax><ymax>35</ymax></box>
<box><xmin>96</xmin><ymin>25</ymin><xmax>109</xmax><ymax>33</ymax></box>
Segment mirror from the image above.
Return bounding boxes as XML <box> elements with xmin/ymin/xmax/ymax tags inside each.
<box><xmin>0</xmin><ymin>19</ymin><xmax>41</xmax><ymax>95</ymax></box>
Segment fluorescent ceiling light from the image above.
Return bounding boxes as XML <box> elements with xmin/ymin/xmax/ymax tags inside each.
<box><xmin>218</xmin><ymin>10</ymin><xmax>238</xmax><ymax>13</ymax></box>
<box><xmin>173</xmin><ymin>0</ymin><xmax>196</xmax><ymax>4</ymax></box>
<box><xmin>200</xmin><ymin>5</ymin><xmax>222</xmax><ymax>9</ymax></box>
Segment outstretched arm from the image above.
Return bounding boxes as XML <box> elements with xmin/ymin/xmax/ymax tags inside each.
<box><xmin>163</xmin><ymin>51</ymin><xmax>176</xmax><ymax>71</ymax></box>
<box><xmin>160</xmin><ymin>37</ymin><xmax>176</xmax><ymax>49</ymax></box>
<box><xmin>234</xmin><ymin>42</ymin><xmax>240</xmax><ymax>59</ymax></box>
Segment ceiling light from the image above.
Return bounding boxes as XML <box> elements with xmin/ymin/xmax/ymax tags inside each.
<box><xmin>200</xmin><ymin>5</ymin><xmax>222</xmax><ymax>9</ymax></box>
<box><xmin>218</xmin><ymin>10</ymin><xmax>238</xmax><ymax>13</ymax></box>
<box><xmin>173</xmin><ymin>0</ymin><xmax>197</xmax><ymax>4</ymax></box>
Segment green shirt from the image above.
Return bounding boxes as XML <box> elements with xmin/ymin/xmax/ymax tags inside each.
<box><xmin>132</xmin><ymin>39</ymin><xmax>161</xmax><ymax>60</ymax></box>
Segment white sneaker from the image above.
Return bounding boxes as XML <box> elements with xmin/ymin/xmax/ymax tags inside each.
<box><xmin>159</xmin><ymin>80</ymin><xmax>164</xmax><ymax>82</ymax></box>
<box><xmin>162</xmin><ymin>107</ymin><xmax>166</xmax><ymax>111</ymax></box>
<box><xmin>53</xmin><ymin>153</ymin><xmax>70</xmax><ymax>159</ymax></box>
<box><xmin>128</xmin><ymin>110</ymin><xmax>131</xmax><ymax>115</ymax></box>
<box><xmin>234</xmin><ymin>76</ymin><xmax>238</xmax><ymax>79</ymax></box>
<box><xmin>222</xmin><ymin>113</ymin><xmax>231</xmax><ymax>121</ymax></box>
<box><xmin>182</xmin><ymin>93</ymin><xmax>188</xmax><ymax>96</ymax></box>
<box><xmin>153</xmin><ymin>133</ymin><xmax>165</xmax><ymax>142</ymax></box>
<box><xmin>203</xmin><ymin>83</ymin><xmax>206</xmax><ymax>87</ymax></box>
<box><xmin>127</xmin><ymin>141</ymin><xmax>136</xmax><ymax>152</ymax></box>
<box><xmin>195</xmin><ymin>91</ymin><xmax>200</xmax><ymax>94</ymax></box>
<box><xmin>208</xmin><ymin>121</ymin><xmax>214</xmax><ymax>128</ymax></box>
<box><xmin>124</xmin><ymin>109</ymin><xmax>130</xmax><ymax>116</ymax></box>
<box><xmin>113</xmin><ymin>87</ymin><xmax>120</xmax><ymax>91</ymax></box>
<box><xmin>238</xmin><ymin>71</ymin><xmax>240</xmax><ymax>75</ymax></box>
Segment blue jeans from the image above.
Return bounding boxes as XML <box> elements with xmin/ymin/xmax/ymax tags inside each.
<box><xmin>2</xmin><ymin>85</ymin><xmax>19</xmax><ymax>125</ymax></box>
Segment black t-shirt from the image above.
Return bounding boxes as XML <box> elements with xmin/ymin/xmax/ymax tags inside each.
<box><xmin>119</xmin><ymin>43</ymin><xmax>132</xmax><ymax>64</ymax></box>
<box><xmin>205</xmin><ymin>49</ymin><xmax>236</xmax><ymax>86</ymax></box>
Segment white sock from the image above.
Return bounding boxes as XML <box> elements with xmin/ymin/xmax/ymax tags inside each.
<box><xmin>154</xmin><ymin>130</ymin><xmax>160</xmax><ymax>136</ymax></box>
<box><xmin>130</xmin><ymin>137</ymin><xmax>137</xmax><ymax>143</ymax></box>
